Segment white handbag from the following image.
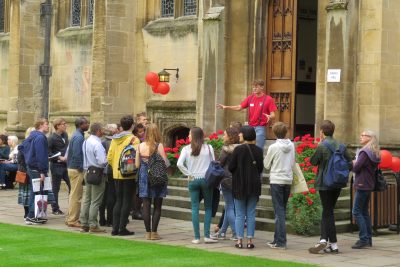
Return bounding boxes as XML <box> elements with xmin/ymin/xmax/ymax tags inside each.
<box><xmin>291</xmin><ymin>163</ymin><xmax>309</xmax><ymax>194</ymax></box>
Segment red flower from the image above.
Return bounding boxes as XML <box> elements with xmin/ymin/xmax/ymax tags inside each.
<box><xmin>174</xmin><ymin>153</ymin><xmax>180</xmax><ymax>159</ymax></box>
<box><xmin>312</xmin><ymin>166</ymin><xmax>318</xmax><ymax>174</ymax></box>
<box><xmin>306</xmin><ymin>196</ymin><xmax>314</xmax><ymax>205</ymax></box>
<box><xmin>164</xmin><ymin>147</ymin><xmax>172</xmax><ymax>153</ymax></box>
<box><xmin>307</xmin><ymin>179</ymin><xmax>315</xmax><ymax>184</ymax></box>
<box><xmin>316</xmin><ymin>138</ymin><xmax>321</xmax><ymax>142</ymax></box>
<box><xmin>185</xmin><ymin>137</ymin><xmax>191</xmax><ymax>144</ymax></box>
<box><xmin>294</xmin><ymin>136</ymin><xmax>300</xmax><ymax>142</ymax></box>
<box><xmin>304</xmin><ymin>157</ymin><xmax>310</xmax><ymax>162</ymax></box>
<box><xmin>217</xmin><ymin>130</ymin><xmax>224</xmax><ymax>135</ymax></box>
<box><xmin>306</xmin><ymin>162</ymin><xmax>312</xmax><ymax>167</ymax></box>
<box><xmin>309</xmin><ymin>188</ymin><xmax>316</xmax><ymax>194</ymax></box>
<box><xmin>172</xmin><ymin>147</ymin><xmax>179</xmax><ymax>153</ymax></box>
<box><xmin>299</xmin><ymin>163</ymin><xmax>305</xmax><ymax>167</ymax></box>
<box><xmin>302</xmin><ymin>191</ymin><xmax>308</xmax><ymax>195</ymax></box>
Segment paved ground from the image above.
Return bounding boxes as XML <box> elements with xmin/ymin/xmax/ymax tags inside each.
<box><xmin>1</xmin><ymin>188</ymin><xmax>400</xmax><ymax>267</ymax></box>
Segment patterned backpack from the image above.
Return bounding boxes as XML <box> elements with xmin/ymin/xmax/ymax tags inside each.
<box><xmin>148</xmin><ymin>144</ymin><xmax>168</xmax><ymax>187</ymax></box>
<box><xmin>118</xmin><ymin>139</ymin><xmax>138</xmax><ymax>177</ymax></box>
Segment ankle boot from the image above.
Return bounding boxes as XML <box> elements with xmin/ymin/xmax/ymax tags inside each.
<box><xmin>145</xmin><ymin>232</ymin><xmax>152</xmax><ymax>240</ymax></box>
<box><xmin>150</xmin><ymin>232</ymin><xmax>161</xmax><ymax>240</ymax></box>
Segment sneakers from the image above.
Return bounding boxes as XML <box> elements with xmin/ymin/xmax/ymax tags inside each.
<box><xmin>270</xmin><ymin>243</ymin><xmax>287</xmax><ymax>250</ymax></box>
<box><xmin>230</xmin><ymin>235</ymin><xmax>238</xmax><ymax>241</ymax></box>
<box><xmin>210</xmin><ymin>232</ymin><xmax>226</xmax><ymax>240</ymax></box>
<box><xmin>25</xmin><ymin>217</ymin><xmax>47</xmax><ymax>225</ymax></box>
<box><xmin>351</xmin><ymin>240</ymin><xmax>369</xmax><ymax>249</ymax></box>
<box><xmin>191</xmin><ymin>239</ymin><xmax>201</xmax><ymax>244</ymax></box>
<box><xmin>52</xmin><ymin>210</ymin><xmax>64</xmax><ymax>215</ymax></box>
<box><xmin>204</xmin><ymin>237</ymin><xmax>218</xmax><ymax>243</ymax></box>
<box><xmin>324</xmin><ymin>244</ymin><xmax>339</xmax><ymax>253</ymax></box>
<box><xmin>267</xmin><ymin>241</ymin><xmax>276</xmax><ymax>248</ymax></box>
<box><xmin>308</xmin><ymin>241</ymin><xmax>327</xmax><ymax>254</ymax></box>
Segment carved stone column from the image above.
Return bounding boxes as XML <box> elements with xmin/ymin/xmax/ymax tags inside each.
<box><xmin>317</xmin><ymin>0</ymin><xmax>357</xmax><ymax>143</ymax></box>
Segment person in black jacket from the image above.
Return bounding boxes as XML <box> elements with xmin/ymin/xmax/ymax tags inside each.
<box><xmin>48</xmin><ymin>118</ymin><xmax>70</xmax><ymax>215</ymax></box>
<box><xmin>229</xmin><ymin>126</ymin><xmax>263</xmax><ymax>249</ymax></box>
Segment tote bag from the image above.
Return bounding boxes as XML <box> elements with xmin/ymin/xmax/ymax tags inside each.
<box><xmin>291</xmin><ymin>163</ymin><xmax>309</xmax><ymax>194</ymax></box>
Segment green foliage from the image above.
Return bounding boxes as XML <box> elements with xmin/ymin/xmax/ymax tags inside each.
<box><xmin>288</xmin><ymin>134</ymin><xmax>322</xmax><ymax>235</ymax></box>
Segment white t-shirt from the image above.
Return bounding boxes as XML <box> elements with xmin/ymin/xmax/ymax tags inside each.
<box><xmin>177</xmin><ymin>144</ymin><xmax>214</xmax><ymax>179</ymax></box>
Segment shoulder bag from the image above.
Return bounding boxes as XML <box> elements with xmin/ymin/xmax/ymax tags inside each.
<box><xmin>205</xmin><ymin>145</ymin><xmax>225</xmax><ymax>188</ymax></box>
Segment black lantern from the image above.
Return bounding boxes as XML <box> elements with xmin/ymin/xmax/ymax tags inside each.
<box><xmin>158</xmin><ymin>68</ymin><xmax>179</xmax><ymax>82</ymax></box>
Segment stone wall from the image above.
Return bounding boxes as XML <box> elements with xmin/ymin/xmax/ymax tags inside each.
<box><xmin>0</xmin><ymin>34</ymin><xmax>9</xmax><ymax>131</ymax></box>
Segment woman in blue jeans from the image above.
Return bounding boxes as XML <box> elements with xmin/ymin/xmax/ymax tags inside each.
<box><xmin>211</xmin><ymin>127</ymin><xmax>240</xmax><ymax>240</ymax></box>
<box><xmin>177</xmin><ymin>127</ymin><xmax>218</xmax><ymax>244</ymax></box>
<box><xmin>352</xmin><ymin>130</ymin><xmax>380</xmax><ymax>249</ymax></box>
<box><xmin>229</xmin><ymin>126</ymin><xmax>263</xmax><ymax>249</ymax></box>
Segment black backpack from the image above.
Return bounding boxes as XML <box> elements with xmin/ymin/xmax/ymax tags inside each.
<box><xmin>148</xmin><ymin>144</ymin><xmax>168</xmax><ymax>187</ymax></box>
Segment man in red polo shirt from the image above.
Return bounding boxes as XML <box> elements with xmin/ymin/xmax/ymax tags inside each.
<box><xmin>217</xmin><ymin>79</ymin><xmax>277</xmax><ymax>150</ymax></box>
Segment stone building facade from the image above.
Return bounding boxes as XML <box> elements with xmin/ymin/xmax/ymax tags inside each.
<box><xmin>0</xmin><ymin>0</ymin><xmax>399</xmax><ymax>149</ymax></box>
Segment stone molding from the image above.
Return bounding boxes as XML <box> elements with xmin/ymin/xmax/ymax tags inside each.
<box><xmin>326</xmin><ymin>0</ymin><xmax>349</xmax><ymax>12</ymax></box>
<box><xmin>143</xmin><ymin>16</ymin><xmax>197</xmax><ymax>38</ymax></box>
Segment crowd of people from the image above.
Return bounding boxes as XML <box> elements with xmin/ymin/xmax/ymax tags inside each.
<box><xmin>0</xmin><ymin>79</ymin><xmax>381</xmax><ymax>253</ymax></box>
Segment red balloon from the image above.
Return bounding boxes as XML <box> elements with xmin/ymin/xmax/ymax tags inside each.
<box><xmin>157</xmin><ymin>82</ymin><xmax>170</xmax><ymax>95</ymax></box>
<box><xmin>391</xmin><ymin>157</ymin><xmax>400</xmax><ymax>172</ymax></box>
<box><xmin>151</xmin><ymin>85</ymin><xmax>159</xmax><ymax>94</ymax></box>
<box><xmin>380</xmin><ymin>150</ymin><xmax>393</xmax><ymax>169</ymax></box>
<box><xmin>145</xmin><ymin>72</ymin><xmax>159</xmax><ymax>87</ymax></box>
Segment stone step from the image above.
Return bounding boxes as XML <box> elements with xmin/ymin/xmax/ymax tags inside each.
<box><xmin>167</xmin><ymin>178</ymin><xmax>351</xmax><ymax>196</ymax></box>
<box><xmin>163</xmin><ymin>195</ymin><xmax>350</xmax><ymax>221</ymax></box>
<box><xmin>166</xmin><ymin>185</ymin><xmax>351</xmax><ymax>209</ymax></box>
<box><xmin>161</xmin><ymin>205</ymin><xmax>352</xmax><ymax>234</ymax></box>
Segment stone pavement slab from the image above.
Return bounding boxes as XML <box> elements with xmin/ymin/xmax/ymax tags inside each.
<box><xmin>1</xmin><ymin>188</ymin><xmax>400</xmax><ymax>267</ymax></box>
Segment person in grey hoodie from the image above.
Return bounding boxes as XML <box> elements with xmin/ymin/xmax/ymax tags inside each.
<box><xmin>351</xmin><ymin>130</ymin><xmax>380</xmax><ymax>249</ymax></box>
<box><xmin>263</xmin><ymin>122</ymin><xmax>295</xmax><ymax>249</ymax></box>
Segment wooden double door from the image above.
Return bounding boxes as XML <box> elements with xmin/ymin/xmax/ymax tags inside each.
<box><xmin>266</xmin><ymin>0</ymin><xmax>297</xmax><ymax>139</ymax></box>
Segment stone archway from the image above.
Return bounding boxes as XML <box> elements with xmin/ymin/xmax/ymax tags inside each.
<box><xmin>163</xmin><ymin>124</ymin><xmax>190</xmax><ymax>148</ymax></box>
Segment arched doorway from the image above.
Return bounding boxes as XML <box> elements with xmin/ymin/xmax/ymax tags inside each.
<box><xmin>164</xmin><ymin>125</ymin><xmax>190</xmax><ymax>148</ymax></box>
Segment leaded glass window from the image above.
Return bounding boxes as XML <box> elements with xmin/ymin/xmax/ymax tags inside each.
<box><xmin>87</xmin><ymin>0</ymin><xmax>94</xmax><ymax>25</ymax></box>
<box><xmin>161</xmin><ymin>0</ymin><xmax>174</xmax><ymax>18</ymax></box>
<box><xmin>184</xmin><ymin>0</ymin><xmax>196</xmax><ymax>16</ymax></box>
<box><xmin>71</xmin><ymin>0</ymin><xmax>81</xmax><ymax>26</ymax></box>
<box><xmin>0</xmin><ymin>0</ymin><xmax>4</xmax><ymax>32</ymax></box>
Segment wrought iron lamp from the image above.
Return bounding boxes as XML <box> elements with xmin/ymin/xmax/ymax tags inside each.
<box><xmin>158</xmin><ymin>68</ymin><xmax>179</xmax><ymax>82</ymax></box>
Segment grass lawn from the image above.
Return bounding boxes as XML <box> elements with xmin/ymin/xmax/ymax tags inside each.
<box><xmin>0</xmin><ymin>223</ymin><xmax>315</xmax><ymax>267</ymax></box>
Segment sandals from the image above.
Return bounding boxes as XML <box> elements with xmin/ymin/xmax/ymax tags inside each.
<box><xmin>247</xmin><ymin>243</ymin><xmax>255</xmax><ymax>249</ymax></box>
<box><xmin>235</xmin><ymin>243</ymin><xmax>255</xmax><ymax>249</ymax></box>
<box><xmin>235</xmin><ymin>243</ymin><xmax>243</xmax><ymax>249</ymax></box>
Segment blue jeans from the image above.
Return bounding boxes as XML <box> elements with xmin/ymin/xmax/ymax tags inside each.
<box><xmin>234</xmin><ymin>195</ymin><xmax>258</xmax><ymax>239</ymax></box>
<box><xmin>0</xmin><ymin>163</ymin><xmax>18</xmax><ymax>184</ymax></box>
<box><xmin>254</xmin><ymin>126</ymin><xmax>266</xmax><ymax>150</ymax></box>
<box><xmin>352</xmin><ymin>190</ymin><xmax>372</xmax><ymax>243</ymax></box>
<box><xmin>220</xmin><ymin>187</ymin><xmax>236</xmax><ymax>236</ymax></box>
<box><xmin>270</xmin><ymin>184</ymin><xmax>291</xmax><ymax>246</ymax></box>
<box><xmin>188</xmin><ymin>178</ymin><xmax>213</xmax><ymax>239</ymax></box>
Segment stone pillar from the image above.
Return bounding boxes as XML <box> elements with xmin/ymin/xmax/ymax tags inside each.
<box><xmin>319</xmin><ymin>0</ymin><xmax>358</xmax><ymax>143</ymax></box>
<box><xmin>198</xmin><ymin>6</ymin><xmax>226</xmax><ymax>134</ymax></box>
<box><xmin>91</xmin><ymin>0</ymin><xmax>136</xmax><ymax>124</ymax></box>
<box><xmin>6</xmin><ymin>0</ymin><xmax>44</xmax><ymax>138</ymax></box>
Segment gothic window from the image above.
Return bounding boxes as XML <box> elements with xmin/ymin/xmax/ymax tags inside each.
<box><xmin>87</xmin><ymin>0</ymin><xmax>94</xmax><ymax>25</ymax></box>
<box><xmin>183</xmin><ymin>0</ymin><xmax>196</xmax><ymax>16</ymax></box>
<box><xmin>161</xmin><ymin>0</ymin><xmax>174</xmax><ymax>18</ymax></box>
<box><xmin>0</xmin><ymin>0</ymin><xmax>4</xmax><ymax>32</ymax></box>
<box><xmin>71</xmin><ymin>0</ymin><xmax>81</xmax><ymax>26</ymax></box>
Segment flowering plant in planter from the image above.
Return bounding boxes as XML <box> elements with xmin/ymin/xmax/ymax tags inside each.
<box><xmin>288</xmin><ymin>134</ymin><xmax>323</xmax><ymax>235</ymax></box>
<box><xmin>164</xmin><ymin>130</ymin><xmax>224</xmax><ymax>176</ymax></box>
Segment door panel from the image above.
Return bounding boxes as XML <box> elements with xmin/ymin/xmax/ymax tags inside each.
<box><xmin>267</xmin><ymin>0</ymin><xmax>297</xmax><ymax>139</ymax></box>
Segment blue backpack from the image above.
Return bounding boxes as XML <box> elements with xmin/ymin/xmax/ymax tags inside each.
<box><xmin>322</xmin><ymin>141</ymin><xmax>350</xmax><ymax>189</ymax></box>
